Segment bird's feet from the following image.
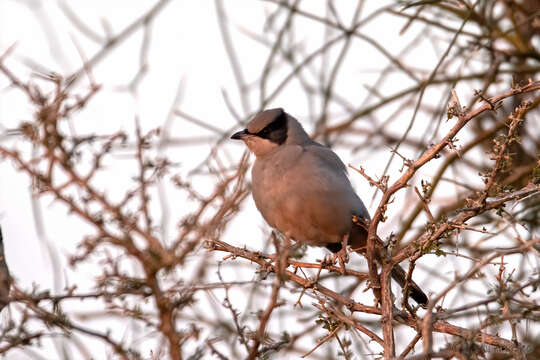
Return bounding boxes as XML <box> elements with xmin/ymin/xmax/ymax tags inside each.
<box><xmin>331</xmin><ymin>235</ymin><xmax>350</xmax><ymax>275</ymax></box>
<box><xmin>333</xmin><ymin>250</ymin><xmax>347</xmax><ymax>275</ymax></box>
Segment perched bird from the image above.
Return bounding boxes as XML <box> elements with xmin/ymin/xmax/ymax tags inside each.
<box><xmin>231</xmin><ymin>108</ymin><xmax>428</xmax><ymax>307</ymax></box>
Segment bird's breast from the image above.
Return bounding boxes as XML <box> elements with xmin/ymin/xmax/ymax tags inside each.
<box><xmin>251</xmin><ymin>148</ymin><xmax>353</xmax><ymax>246</ymax></box>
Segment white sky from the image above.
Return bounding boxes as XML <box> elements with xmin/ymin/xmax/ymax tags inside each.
<box><xmin>1</xmin><ymin>0</ymin><xmax>422</xmax><ymax>290</ymax></box>
<box><xmin>1</xmin><ymin>1</ymin><xmax>534</xmax><ymax>358</ymax></box>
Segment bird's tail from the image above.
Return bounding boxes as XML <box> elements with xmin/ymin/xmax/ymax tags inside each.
<box><xmin>390</xmin><ymin>264</ymin><xmax>428</xmax><ymax>308</ymax></box>
<box><xmin>348</xmin><ymin>217</ymin><xmax>428</xmax><ymax>308</ymax></box>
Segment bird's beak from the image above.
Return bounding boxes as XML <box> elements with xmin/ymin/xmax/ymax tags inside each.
<box><xmin>230</xmin><ymin>129</ymin><xmax>249</xmax><ymax>140</ymax></box>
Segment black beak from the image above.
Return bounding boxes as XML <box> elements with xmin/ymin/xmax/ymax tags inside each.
<box><xmin>231</xmin><ymin>129</ymin><xmax>248</xmax><ymax>140</ymax></box>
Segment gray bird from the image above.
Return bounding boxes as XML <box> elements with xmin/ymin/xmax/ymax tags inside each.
<box><xmin>231</xmin><ymin>108</ymin><xmax>427</xmax><ymax>307</ymax></box>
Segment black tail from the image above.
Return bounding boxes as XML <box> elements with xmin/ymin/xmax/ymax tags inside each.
<box><xmin>345</xmin><ymin>218</ymin><xmax>429</xmax><ymax>308</ymax></box>
<box><xmin>390</xmin><ymin>264</ymin><xmax>428</xmax><ymax>308</ymax></box>
<box><xmin>326</xmin><ymin>239</ymin><xmax>428</xmax><ymax>308</ymax></box>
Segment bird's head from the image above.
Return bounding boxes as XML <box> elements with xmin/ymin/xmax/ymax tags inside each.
<box><xmin>231</xmin><ymin>108</ymin><xmax>309</xmax><ymax>157</ymax></box>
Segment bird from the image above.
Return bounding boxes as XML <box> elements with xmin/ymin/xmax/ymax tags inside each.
<box><xmin>231</xmin><ymin>108</ymin><xmax>428</xmax><ymax>307</ymax></box>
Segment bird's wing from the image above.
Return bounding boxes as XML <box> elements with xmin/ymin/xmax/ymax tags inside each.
<box><xmin>274</xmin><ymin>144</ymin><xmax>368</xmax><ymax>244</ymax></box>
<box><xmin>303</xmin><ymin>143</ymin><xmax>369</xmax><ymax>218</ymax></box>
<box><xmin>304</xmin><ymin>142</ymin><xmax>348</xmax><ymax>177</ymax></box>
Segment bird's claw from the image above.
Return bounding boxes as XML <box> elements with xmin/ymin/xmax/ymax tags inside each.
<box><xmin>330</xmin><ymin>248</ymin><xmax>348</xmax><ymax>275</ymax></box>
